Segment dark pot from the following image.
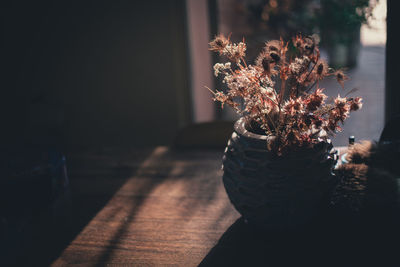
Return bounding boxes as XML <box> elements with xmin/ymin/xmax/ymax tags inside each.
<box><xmin>222</xmin><ymin>117</ymin><xmax>337</xmax><ymax>229</ymax></box>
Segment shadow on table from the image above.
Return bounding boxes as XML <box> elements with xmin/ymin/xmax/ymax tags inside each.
<box><xmin>8</xmin><ymin>147</ymin><xmax>156</xmax><ymax>266</ymax></box>
<box><xmin>200</xmin><ymin>214</ymin><xmax>400</xmax><ymax>267</ymax></box>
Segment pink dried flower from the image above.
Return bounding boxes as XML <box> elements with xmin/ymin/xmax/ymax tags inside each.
<box><xmin>305</xmin><ymin>88</ymin><xmax>327</xmax><ymax>111</ymax></box>
<box><xmin>283</xmin><ymin>98</ymin><xmax>304</xmax><ymax>116</ymax></box>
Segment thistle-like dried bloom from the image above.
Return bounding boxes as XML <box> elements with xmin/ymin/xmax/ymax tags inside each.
<box><xmin>333</xmin><ymin>95</ymin><xmax>351</xmax><ymax>122</ymax></box>
<box><xmin>305</xmin><ymin>88</ymin><xmax>327</xmax><ymax>111</ymax></box>
<box><xmin>289</xmin><ymin>56</ymin><xmax>310</xmax><ymax>76</ymax></box>
<box><xmin>283</xmin><ymin>98</ymin><xmax>304</xmax><ymax>116</ymax></box>
<box><xmin>313</xmin><ymin>60</ymin><xmax>329</xmax><ymax>80</ymax></box>
<box><xmin>209</xmin><ymin>34</ymin><xmax>229</xmax><ymax>54</ymax></box>
<box><xmin>255</xmin><ymin>52</ymin><xmax>277</xmax><ymax>77</ymax></box>
<box><xmin>293</xmin><ymin>34</ymin><xmax>315</xmax><ymax>55</ymax></box>
<box><xmin>334</xmin><ymin>70</ymin><xmax>349</xmax><ymax>89</ymax></box>
<box><xmin>264</xmin><ymin>40</ymin><xmax>281</xmax><ymax>53</ymax></box>
<box><xmin>303</xmin><ymin>36</ymin><xmax>316</xmax><ymax>55</ymax></box>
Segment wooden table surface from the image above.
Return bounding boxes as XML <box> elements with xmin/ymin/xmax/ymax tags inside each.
<box><xmin>51</xmin><ymin>146</ymin><xmax>239</xmax><ymax>266</ymax></box>
<box><xmin>14</xmin><ymin>145</ymin><xmax>397</xmax><ymax>266</ymax></box>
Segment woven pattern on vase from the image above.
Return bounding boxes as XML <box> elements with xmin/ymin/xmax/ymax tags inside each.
<box><xmin>222</xmin><ymin>118</ymin><xmax>337</xmax><ymax>229</ymax></box>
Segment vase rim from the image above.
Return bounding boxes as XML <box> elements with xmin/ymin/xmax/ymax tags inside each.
<box><xmin>234</xmin><ymin>117</ymin><xmax>275</xmax><ymax>142</ymax></box>
<box><xmin>234</xmin><ymin>117</ymin><xmax>331</xmax><ymax>146</ymax></box>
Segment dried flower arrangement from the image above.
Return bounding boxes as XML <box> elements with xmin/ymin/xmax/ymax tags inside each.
<box><xmin>208</xmin><ymin>33</ymin><xmax>362</xmax><ymax>155</ymax></box>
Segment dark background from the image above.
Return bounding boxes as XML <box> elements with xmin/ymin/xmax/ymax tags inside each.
<box><xmin>2</xmin><ymin>0</ymin><xmax>192</xmax><ymax>149</ymax></box>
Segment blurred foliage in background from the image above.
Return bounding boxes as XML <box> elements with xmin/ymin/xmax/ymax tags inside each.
<box><xmin>319</xmin><ymin>0</ymin><xmax>376</xmax><ymax>32</ymax></box>
<box><xmin>240</xmin><ymin>0</ymin><xmax>378</xmax><ymax>42</ymax></box>
<box><xmin>227</xmin><ymin>0</ymin><xmax>379</xmax><ymax>67</ymax></box>
<box><xmin>246</xmin><ymin>0</ymin><xmax>318</xmax><ymax>39</ymax></box>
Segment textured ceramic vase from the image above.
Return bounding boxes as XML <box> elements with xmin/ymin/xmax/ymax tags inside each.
<box><xmin>222</xmin><ymin>117</ymin><xmax>337</xmax><ymax>229</ymax></box>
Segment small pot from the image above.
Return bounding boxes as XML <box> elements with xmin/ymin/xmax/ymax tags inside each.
<box><xmin>222</xmin><ymin>117</ymin><xmax>337</xmax><ymax>229</ymax></box>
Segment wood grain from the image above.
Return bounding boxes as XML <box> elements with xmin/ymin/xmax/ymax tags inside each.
<box><xmin>51</xmin><ymin>147</ymin><xmax>239</xmax><ymax>266</ymax></box>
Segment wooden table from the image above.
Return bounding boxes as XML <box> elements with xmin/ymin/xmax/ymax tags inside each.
<box><xmin>14</xmin><ymin>146</ymin><xmax>398</xmax><ymax>266</ymax></box>
<box><xmin>50</xmin><ymin>147</ymin><xmax>239</xmax><ymax>266</ymax></box>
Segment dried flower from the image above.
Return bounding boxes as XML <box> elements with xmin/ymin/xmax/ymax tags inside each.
<box><xmin>332</xmin><ymin>95</ymin><xmax>351</xmax><ymax>123</ymax></box>
<box><xmin>256</xmin><ymin>52</ymin><xmax>278</xmax><ymax>77</ymax></box>
<box><xmin>208</xmin><ymin>33</ymin><xmax>363</xmax><ymax>154</ymax></box>
<box><xmin>213</xmin><ymin>62</ymin><xmax>231</xmax><ymax>77</ymax></box>
<box><xmin>333</xmin><ymin>70</ymin><xmax>349</xmax><ymax>89</ymax></box>
<box><xmin>313</xmin><ymin>60</ymin><xmax>329</xmax><ymax>80</ymax></box>
<box><xmin>283</xmin><ymin>98</ymin><xmax>304</xmax><ymax>116</ymax></box>
<box><xmin>305</xmin><ymin>88</ymin><xmax>327</xmax><ymax>111</ymax></box>
<box><xmin>264</xmin><ymin>40</ymin><xmax>281</xmax><ymax>52</ymax></box>
<box><xmin>209</xmin><ymin>34</ymin><xmax>229</xmax><ymax>54</ymax></box>
<box><xmin>293</xmin><ymin>34</ymin><xmax>316</xmax><ymax>56</ymax></box>
<box><xmin>289</xmin><ymin>56</ymin><xmax>310</xmax><ymax>76</ymax></box>
<box><xmin>349</xmin><ymin>97</ymin><xmax>363</xmax><ymax>111</ymax></box>
<box><xmin>303</xmin><ymin>36</ymin><xmax>316</xmax><ymax>55</ymax></box>
<box><xmin>293</xmin><ymin>34</ymin><xmax>304</xmax><ymax>51</ymax></box>
<box><xmin>224</xmin><ymin>42</ymin><xmax>247</xmax><ymax>63</ymax></box>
